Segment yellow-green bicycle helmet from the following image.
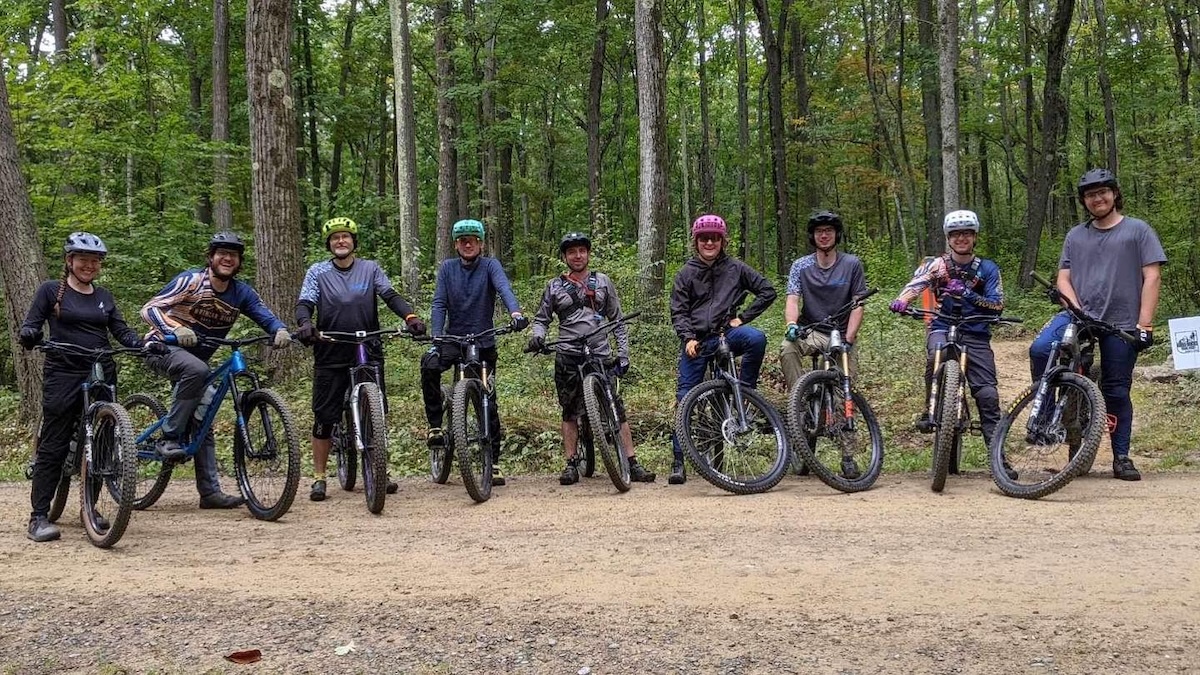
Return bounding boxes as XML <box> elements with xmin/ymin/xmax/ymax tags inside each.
<box><xmin>322</xmin><ymin>217</ymin><xmax>358</xmax><ymax>250</ymax></box>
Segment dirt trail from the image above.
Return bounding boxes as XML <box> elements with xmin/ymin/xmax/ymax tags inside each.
<box><xmin>2</xmin><ymin>470</ymin><xmax>1199</xmax><ymax>674</ymax></box>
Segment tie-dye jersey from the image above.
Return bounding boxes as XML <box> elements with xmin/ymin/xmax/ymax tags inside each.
<box><xmin>895</xmin><ymin>255</ymin><xmax>1004</xmax><ymax>336</ymax></box>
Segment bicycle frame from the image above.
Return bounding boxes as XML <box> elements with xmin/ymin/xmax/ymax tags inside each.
<box><xmin>426</xmin><ymin>325</ymin><xmax>517</xmax><ymax>450</ymax></box>
<box><xmin>40</xmin><ymin>344</ymin><xmax>123</xmax><ymax>477</ymax></box>
<box><xmin>798</xmin><ymin>289</ymin><xmax>877</xmax><ymax>430</ymax></box>
<box><xmin>317</xmin><ymin>328</ymin><xmax>408</xmax><ymax>454</ymax></box>
<box><xmin>540</xmin><ymin>311</ymin><xmax>639</xmax><ymax>439</ymax></box>
<box><xmin>704</xmin><ymin>330</ymin><xmax>752</xmax><ymax>434</ymax></box>
<box><xmin>926</xmin><ymin>324</ymin><xmax>970</xmax><ymax>432</ymax></box>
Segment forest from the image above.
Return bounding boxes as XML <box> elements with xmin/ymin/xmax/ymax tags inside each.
<box><xmin>1</xmin><ymin>0</ymin><xmax>1198</xmax><ymax>435</ymax></box>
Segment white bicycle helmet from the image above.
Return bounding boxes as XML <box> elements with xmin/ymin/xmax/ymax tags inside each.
<box><xmin>943</xmin><ymin>210</ymin><xmax>980</xmax><ymax>235</ymax></box>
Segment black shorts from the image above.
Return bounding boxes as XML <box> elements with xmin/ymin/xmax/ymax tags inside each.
<box><xmin>553</xmin><ymin>354</ymin><xmax>626</xmax><ymax>423</ymax></box>
<box><xmin>312</xmin><ymin>367</ymin><xmax>351</xmax><ymax>427</ymax></box>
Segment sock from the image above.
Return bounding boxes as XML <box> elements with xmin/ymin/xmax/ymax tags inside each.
<box><xmin>314</xmin><ymin>472</ymin><xmax>326</xmax><ymax>481</ymax></box>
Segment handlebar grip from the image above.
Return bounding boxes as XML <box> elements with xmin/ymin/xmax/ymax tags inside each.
<box><xmin>1029</xmin><ymin>271</ymin><xmax>1053</xmax><ymax>289</ymax></box>
<box><xmin>859</xmin><ymin>288</ymin><xmax>880</xmax><ymax>301</ymax></box>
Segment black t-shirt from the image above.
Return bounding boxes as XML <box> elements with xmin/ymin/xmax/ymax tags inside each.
<box><xmin>21</xmin><ymin>280</ymin><xmax>142</xmax><ymax>372</ymax></box>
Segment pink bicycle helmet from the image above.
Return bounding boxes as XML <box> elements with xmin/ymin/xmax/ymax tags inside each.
<box><xmin>691</xmin><ymin>214</ymin><xmax>727</xmax><ymax>238</ymax></box>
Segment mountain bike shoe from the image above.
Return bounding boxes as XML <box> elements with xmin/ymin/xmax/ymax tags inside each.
<box><xmin>559</xmin><ymin>463</ymin><xmax>579</xmax><ymax>485</ymax></box>
<box><xmin>26</xmin><ymin>515</ymin><xmax>61</xmax><ymax>543</ymax></box>
<box><xmin>914</xmin><ymin>414</ymin><xmax>936</xmax><ymax>434</ymax></box>
<box><xmin>668</xmin><ymin>460</ymin><xmax>686</xmax><ymax>485</ymax></box>
<box><xmin>155</xmin><ymin>438</ymin><xmax>188</xmax><ymax>460</ymax></box>
<box><xmin>309</xmin><ymin>479</ymin><xmax>327</xmax><ymax>502</ymax></box>
<box><xmin>90</xmin><ymin>510</ymin><xmax>110</xmax><ymax>531</ymax></box>
<box><xmin>1113</xmin><ymin>456</ymin><xmax>1142</xmax><ymax>481</ymax></box>
<box><xmin>199</xmin><ymin>492</ymin><xmax>245</xmax><ymax>509</ymax></box>
<box><xmin>629</xmin><ymin>462</ymin><xmax>656</xmax><ymax>483</ymax></box>
<box><xmin>840</xmin><ymin>457</ymin><xmax>862</xmax><ymax>480</ymax></box>
<box><xmin>492</xmin><ymin>467</ymin><xmax>506</xmax><ymax>486</ymax></box>
<box><xmin>386</xmin><ymin>478</ymin><xmax>399</xmax><ymax>494</ymax></box>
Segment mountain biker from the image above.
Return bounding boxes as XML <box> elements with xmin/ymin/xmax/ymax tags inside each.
<box><xmin>668</xmin><ymin>214</ymin><xmax>777</xmax><ymax>484</ymax></box>
<box><xmin>1028</xmin><ymin>168</ymin><xmax>1167</xmax><ymax>481</ymax></box>
<box><xmin>525</xmin><ymin>232</ymin><xmax>656</xmax><ymax>486</ymax></box>
<box><xmin>888</xmin><ymin>210</ymin><xmax>1016</xmax><ymax>479</ymax></box>
<box><xmin>19</xmin><ymin>232</ymin><xmax>166</xmax><ymax>542</ymax></box>
<box><xmin>296</xmin><ymin>217</ymin><xmax>427</xmax><ymax>502</ymax></box>
<box><xmin>140</xmin><ymin>231</ymin><xmax>291</xmax><ymax>510</ymax></box>
<box><xmin>780</xmin><ymin>210</ymin><xmax>869</xmax><ymax>384</ymax></box>
<box><xmin>421</xmin><ymin>218</ymin><xmax>528</xmax><ymax>486</ymax></box>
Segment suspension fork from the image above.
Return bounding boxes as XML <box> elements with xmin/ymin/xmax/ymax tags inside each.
<box><xmin>838</xmin><ymin>350</ymin><xmax>856</xmax><ymax>428</ymax></box>
<box><xmin>1026</xmin><ymin>341</ymin><xmax>1065</xmax><ymax>429</ymax></box>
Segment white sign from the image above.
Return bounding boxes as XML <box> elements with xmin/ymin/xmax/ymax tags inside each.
<box><xmin>1168</xmin><ymin>316</ymin><xmax>1200</xmax><ymax>371</ymax></box>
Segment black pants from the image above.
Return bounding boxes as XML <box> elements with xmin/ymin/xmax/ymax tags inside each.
<box><xmin>925</xmin><ymin>331</ymin><xmax>1001</xmax><ymax>447</ymax></box>
<box><xmin>420</xmin><ymin>345</ymin><xmax>502</xmax><ymax>457</ymax></box>
<box><xmin>29</xmin><ymin>368</ymin><xmax>104</xmax><ymax>518</ymax></box>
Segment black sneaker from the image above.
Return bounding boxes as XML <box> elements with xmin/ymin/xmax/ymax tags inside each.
<box><xmin>492</xmin><ymin>466</ymin><xmax>506</xmax><ymax>486</ymax></box>
<box><xmin>629</xmin><ymin>462</ymin><xmax>656</xmax><ymax>482</ymax></box>
<box><xmin>155</xmin><ymin>438</ymin><xmax>187</xmax><ymax>460</ymax></box>
<box><xmin>386</xmin><ymin>478</ymin><xmax>399</xmax><ymax>494</ymax></box>
<box><xmin>310</xmin><ymin>479</ymin><xmax>327</xmax><ymax>502</ymax></box>
<box><xmin>26</xmin><ymin>515</ymin><xmax>61</xmax><ymax>543</ymax></box>
<box><xmin>1001</xmin><ymin>459</ymin><xmax>1018</xmax><ymax>481</ymax></box>
<box><xmin>915</xmin><ymin>414</ymin><xmax>936</xmax><ymax>434</ymax></box>
<box><xmin>559</xmin><ymin>462</ymin><xmax>579</xmax><ymax>485</ymax></box>
<box><xmin>199</xmin><ymin>492</ymin><xmax>245</xmax><ymax>509</ymax></box>
<box><xmin>1113</xmin><ymin>456</ymin><xmax>1141</xmax><ymax>481</ymax></box>
<box><xmin>427</xmin><ymin>427</ymin><xmax>445</xmax><ymax>448</ymax></box>
<box><xmin>668</xmin><ymin>460</ymin><xmax>686</xmax><ymax>485</ymax></box>
<box><xmin>840</xmin><ymin>457</ymin><xmax>862</xmax><ymax>480</ymax></box>
<box><xmin>90</xmin><ymin>510</ymin><xmax>110</xmax><ymax>531</ymax></box>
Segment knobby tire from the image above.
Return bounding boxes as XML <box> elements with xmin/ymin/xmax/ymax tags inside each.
<box><xmin>80</xmin><ymin>402</ymin><xmax>137</xmax><ymax>548</ymax></box>
<box><xmin>931</xmin><ymin>361</ymin><xmax>961</xmax><ymax>493</ymax></box>
<box><xmin>357</xmin><ymin>382</ymin><xmax>389</xmax><ymax>514</ymax></box>
<box><xmin>785</xmin><ymin>370</ymin><xmax>884</xmax><ymax>493</ymax></box>
<box><xmin>583</xmin><ymin>374</ymin><xmax>630</xmax><ymax>492</ymax></box>
<box><xmin>234</xmin><ymin>388</ymin><xmax>301</xmax><ymax>521</ymax></box>
<box><xmin>453</xmin><ymin>378</ymin><xmax>493</xmax><ymax>503</ymax></box>
<box><xmin>122</xmin><ymin>393</ymin><xmax>173</xmax><ymax>510</ymax></box>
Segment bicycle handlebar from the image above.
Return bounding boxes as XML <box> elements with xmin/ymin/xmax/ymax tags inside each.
<box><xmin>38</xmin><ymin>341</ymin><xmax>147</xmax><ymax>357</ymax></box>
<box><xmin>1028</xmin><ymin>271</ymin><xmax>1137</xmax><ymax>344</ymax></box>
<box><xmin>415</xmin><ymin>322</ymin><xmax>522</xmax><ymax>347</ymax></box>
<box><xmin>540</xmin><ymin>311</ymin><xmax>642</xmax><ymax>352</ymax></box>
<box><xmin>315</xmin><ymin>327</ymin><xmax>419</xmax><ymax>343</ymax></box>
<box><xmin>900</xmin><ymin>307</ymin><xmax>1023</xmax><ymax>326</ymax></box>
<box><xmin>797</xmin><ymin>289</ymin><xmax>878</xmax><ymax>338</ymax></box>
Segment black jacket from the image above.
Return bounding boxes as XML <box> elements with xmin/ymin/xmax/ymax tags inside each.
<box><xmin>670</xmin><ymin>253</ymin><xmax>776</xmax><ymax>341</ymax></box>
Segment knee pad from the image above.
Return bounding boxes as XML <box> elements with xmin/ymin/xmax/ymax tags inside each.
<box><xmin>312</xmin><ymin>421</ymin><xmax>335</xmax><ymax>440</ymax></box>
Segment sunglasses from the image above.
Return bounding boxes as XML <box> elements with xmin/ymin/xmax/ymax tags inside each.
<box><xmin>696</xmin><ymin>234</ymin><xmax>723</xmax><ymax>244</ymax></box>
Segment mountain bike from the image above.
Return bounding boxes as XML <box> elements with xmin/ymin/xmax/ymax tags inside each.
<box><xmin>124</xmin><ymin>335</ymin><xmax>300</xmax><ymax>521</ymax></box>
<box><xmin>38</xmin><ymin>342</ymin><xmax>142</xmax><ymax>548</ymax></box>
<box><xmin>315</xmin><ymin>328</ymin><xmax>415</xmax><ymax>514</ymax></box>
<box><xmin>900</xmin><ymin>308</ymin><xmax>1022</xmax><ymax>493</ymax></box>
<box><xmin>785</xmin><ymin>290</ymin><xmax>884</xmax><ymax>493</ymax></box>
<box><xmin>676</xmin><ymin>327</ymin><xmax>790</xmax><ymax>495</ymax></box>
<box><xmin>534</xmin><ymin>312</ymin><xmax>642</xmax><ymax>493</ymax></box>
<box><xmin>989</xmin><ymin>272</ymin><xmax>1133</xmax><ymax>498</ymax></box>
<box><xmin>421</xmin><ymin>323</ymin><xmax>521</xmax><ymax>503</ymax></box>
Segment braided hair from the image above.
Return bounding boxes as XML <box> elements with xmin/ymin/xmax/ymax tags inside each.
<box><xmin>52</xmin><ymin>264</ymin><xmax>70</xmax><ymax>318</ymax></box>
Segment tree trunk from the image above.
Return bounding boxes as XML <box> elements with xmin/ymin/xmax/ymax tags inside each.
<box><xmin>389</xmin><ymin>0</ymin><xmax>421</xmax><ymax>295</ymax></box>
<box><xmin>938</xmin><ymin>0</ymin><xmax>960</xmax><ymax>210</ymax></box>
<box><xmin>735</xmin><ymin>0</ymin><xmax>750</xmax><ymax>260</ymax></box>
<box><xmin>789</xmin><ymin>19</ymin><xmax>816</xmax><ymax>211</ymax></box>
<box><xmin>1019</xmin><ymin>0</ymin><xmax>1034</xmax><ymax>176</ymax></box>
<box><xmin>1092</xmin><ymin>0</ymin><xmax>1118</xmax><ymax>171</ymax></box>
<box><xmin>328</xmin><ymin>0</ymin><xmax>358</xmax><ymax>215</ymax></box>
<box><xmin>0</xmin><ymin>66</ymin><xmax>49</xmax><ymax>420</ymax></box>
<box><xmin>246</xmin><ymin>0</ymin><xmax>305</xmax><ymax>365</ymax></box>
<box><xmin>434</xmin><ymin>0</ymin><xmax>458</xmax><ymax>262</ymax></box>
<box><xmin>212</xmin><ymin>0</ymin><xmax>233</xmax><ymax>231</ymax></box>
<box><xmin>189</xmin><ymin>46</ymin><xmax>213</xmax><ymax>226</ymax></box>
<box><xmin>483</xmin><ymin>34</ymin><xmax>503</xmax><ymax>262</ymax></box>
<box><xmin>1019</xmin><ymin>0</ymin><xmax>1075</xmax><ymax>288</ymax></box>
<box><xmin>918</xmin><ymin>0</ymin><xmax>943</xmax><ymax>253</ymax></box>
<box><xmin>678</xmin><ymin>81</ymin><xmax>691</xmax><ymax>222</ymax></box>
<box><xmin>585</xmin><ymin>0</ymin><xmax>608</xmax><ymax>227</ymax></box>
<box><xmin>51</xmin><ymin>0</ymin><xmax>69</xmax><ymax>56</ymax></box>
<box><xmin>634</xmin><ymin>0</ymin><xmax>670</xmax><ymax>310</ymax></box>
<box><xmin>751</xmin><ymin>0</ymin><xmax>795</xmax><ymax>275</ymax></box>
<box><xmin>697</xmin><ymin>0</ymin><xmax>715</xmax><ymax>212</ymax></box>
<box><xmin>300</xmin><ymin>4</ymin><xmax>322</xmax><ymax>231</ymax></box>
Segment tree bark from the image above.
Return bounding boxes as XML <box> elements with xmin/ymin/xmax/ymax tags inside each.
<box><xmin>918</xmin><ymin>0</ymin><xmax>943</xmax><ymax>253</ymax></box>
<box><xmin>938</xmin><ymin>0</ymin><xmax>960</xmax><ymax>210</ymax></box>
<box><xmin>189</xmin><ymin>45</ymin><xmax>213</xmax><ymax>226</ymax></box>
<box><xmin>246</xmin><ymin>0</ymin><xmax>305</xmax><ymax>364</ymax></box>
<box><xmin>585</xmin><ymin>0</ymin><xmax>608</xmax><ymax>227</ymax></box>
<box><xmin>697</xmin><ymin>0</ymin><xmax>715</xmax><ymax>212</ymax></box>
<box><xmin>434</xmin><ymin>0</ymin><xmax>459</xmax><ymax>262</ymax></box>
<box><xmin>212</xmin><ymin>0</ymin><xmax>233</xmax><ymax>231</ymax></box>
<box><xmin>735</xmin><ymin>0</ymin><xmax>750</xmax><ymax>260</ymax></box>
<box><xmin>751</xmin><ymin>0</ymin><xmax>795</xmax><ymax>275</ymax></box>
<box><xmin>0</xmin><ymin>66</ymin><xmax>49</xmax><ymax>419</ymax></box>
<box><xmin>1019</xmin><ymin>0</ymin><xmax>1075</xmax><ymax>288</ymax></box>
<box><xmin>328</xmin><ymin>0</ymin><xmax>359</xmax><ymax>215</ymax></box>
<box><xmin>1092</xmin><ymin>0</ymin><xmax>1118</xmax><ymax>171</ymax></box>
<box><xmin>634</xmin><ymin>0</ymin><xmax>670</xmax><ymax>309</ymax></box>
<box><xmin>389</xmin><ymin>0</ymin><xmax>421</xmax><ymax>295</ymax></box>
<box><xmin>300</xmin><ymin>3</ymin><xmax>322</xmax><ymax>231</ymax></box>
<box><xmin>789</xmin><ymin>19</ymin><xmax>816</xmax><ymax>212</ymax></box>
<box><xmin>51</xmin><ymin>0</ymin><xmax>69</xmax><ymax>56</ymax></box>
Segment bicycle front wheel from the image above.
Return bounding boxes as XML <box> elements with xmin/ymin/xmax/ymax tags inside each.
<box><xmin>123</xmin><ymin>393</ymin><xmax>174</xmax><ymax>510</ymax></box>
<box><xmin>786</xmin><ymin>370</ymin><xmax>884</xmax><ymax>493</ymax></box>
<box><xmin>583</xmin><ymin>374</ymin><xmax>630</xmax><ymax>492</ymax></box>
<box><xmin>931</xmin><ymin>361</ymin><xmax>961</xmax><ymax>493</ymax></box>
<box><xmin>234</xmin><ymin>388</ymin><xmax>301</xmax><ymax>521</ymax></box>
<box><xmin>81</xmin><ymin>402</ymin><xmax>137</xmax><ymax>548</ymax></box>
<box><xmin>991</xmin><ymin>372</ymin><xmax>1105</xmax><ymax>499</ymax></box>
<box><xmin>430</xmin><ymin>384</ymin><xmax>454</xmax><ymax>484</ymax></box>
<box><xmin>356</xmin><ymin>382</ymin><xmax>389</xmax><ymax>514</ymax></box>
<box><xmin>677</xmin><ymin>380</ymin><xmax>789</xmax><ymax>495</ymax></box>
<box><xmin>452</xmin><ymin>379</ymin><xmax>493</xmax><ymax>503</ymax></box>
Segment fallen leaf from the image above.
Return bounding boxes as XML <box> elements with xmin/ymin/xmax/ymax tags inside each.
<box><xmin>335</xmin><ymin>639</ymin><xmax>356</xmax><ymax>656</ymax></box>
<box><xmin>224</xmin><ymin>649</ymin><xmax>262</xmax><ymax>664</ymax></box>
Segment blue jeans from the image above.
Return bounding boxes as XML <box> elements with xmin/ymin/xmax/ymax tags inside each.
<box><xmin>671</xmin><ymin>326</ymin><xmax>768</xmax><ymax>462</ymax></box>
<box><xmin>1029</xmin><ymin>311</ymin><xmax>1139</xmax><ymax>457</ymax></box>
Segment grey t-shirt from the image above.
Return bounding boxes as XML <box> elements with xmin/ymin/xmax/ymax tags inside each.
<box><xmin>1059</xmin><ymin>216</ymin><xmax>1167</xmax><ymax>330</ymax></box>
<box><xmin>531</xmin><ymin>271</ymin><xmax>628</xmax><ymax>359</ymax></box>
<box><xmin>785</xmin><ymin>252</ymin><xmax>868</xmax><ymax>332</ymax></box>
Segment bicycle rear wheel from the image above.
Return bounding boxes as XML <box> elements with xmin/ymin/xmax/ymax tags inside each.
<box><xmin>81</xmin><ymin>402</ymin><xmax>137</xmax><ymax>548</ymax></box>
<box><xmin>430</xmin><ymin>384</ymin><xmax>454</xmax><ymax>484</ymax></box>
<box><xmin>123</xmin><ymin>393</ymin><xmax>174</xmax><ymax>510</ymax></box>
<box><xmin>47</xmin><ymin>457</ymin><xmax>72</xmax><ymax>523</ymax></box>
<box><xmin>234</xmin><ymin>388</ymin><xmax>301</xmax><ymax>521</ymax></box>
<box><xmin>583</xmin><ymin>374</ymin><xmax>630</xmax><ymax>492</ymax></box>
<box><xmin>991</xmin><ymin>372</ymin><xmax>1105</xmax><ymax>499</ymax></box>
<box><xmin>1066</xmin><ymin>363</ymin><xmax>1103</xmax><ymax>477</ymax></box>
<box><xmin>677</xmin><ymin>379</ymin><xmax>788</xmax><ymax>495</ymax></box>
<box><xmin>334</xmin><ymin>420</ymin><xmax>356</xmax><ymax>491</ymax></box>
<box><xmin>356</xmin><ymin>382</ymin><xmax>389</xmax><ymax>514</ymax></box>
<box><xmin>452</xmin><ymin>378</ymin><xmax>493</xmax><ymax>503</ymax></box>
<box><xmin>931</xmin><ymin>362</ymin><xmax>961</xmax><ymax>493</ymax></box>
<box><xmin>576</xmin><ymin>419</ymin><xmax>597</xmax><ymax>478</ymax></box>
<box><xmin>786</xmin><ymin>370</ymin><xmax>884</xmax><ymax>493</ymax></box>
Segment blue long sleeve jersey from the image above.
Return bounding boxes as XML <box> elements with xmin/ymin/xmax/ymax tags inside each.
<box><xmin>430</xmin><ymin>256</ymin><xmax>521</xmax><ymax>348</ymax></box>
<box><xmin>895</xmin><ymin>255</ymin><xmax>1004</xmax><ymax>337</ymax></box>
<box><xmin>141</xmin><ymin>267</ymin><xmax>287</xmax><ymax>362</ymax></box>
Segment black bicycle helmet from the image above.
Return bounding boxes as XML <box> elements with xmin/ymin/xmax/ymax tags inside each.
<box><xmin>208</xmin><ymin>231</ymin><xmax>245</xmax><ymax>255</ymax></box>
<box><xmin>1077</xmin><ymin>168</ymin><xmax>1119</xmax><ymax>199</ymax></box>
<box><xmin>559</xmin><ymin>231</ymin><xmax>592</xmax><ymax>255</ymax></box>
<box><xmin>807</xmin><ymin>210</ymin><xmax>844</xmax><ymax>246</ymax></box>
<box><xmin>64</xmin><ymin>231</ymin><xmax>108</xmax><ymax>258</ymax></box>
